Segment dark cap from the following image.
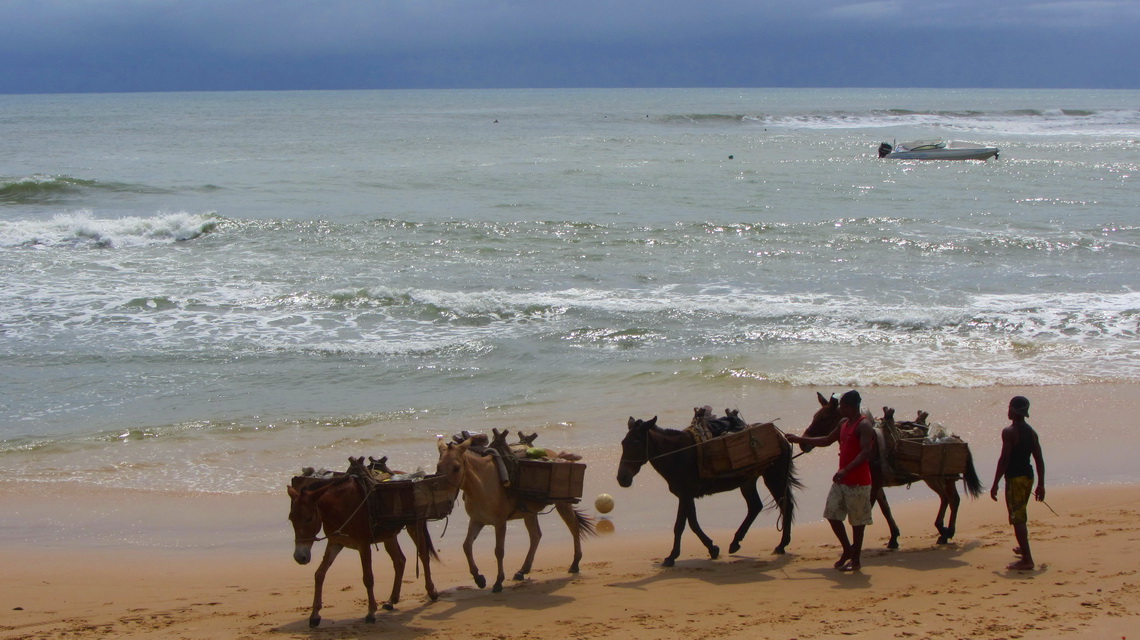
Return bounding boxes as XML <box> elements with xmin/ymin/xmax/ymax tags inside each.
<box><xmin>840</xmin><ymin>390</ymin><xmax>861</xmax><ymax>406</ymax></box>
<box><xmin>1009</xmin><ymin>396</ymin><xmax>1030</xmax><ymax>417</ymax></box>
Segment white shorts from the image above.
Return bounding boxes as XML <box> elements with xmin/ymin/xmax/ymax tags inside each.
<box><xmin>823</xmin><ymin>482</ymin><xmax>873</xmax><ymax>527</ymax></box>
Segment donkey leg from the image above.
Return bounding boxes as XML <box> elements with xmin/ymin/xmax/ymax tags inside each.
<box><xmin>463</xmin><ymin>520</ymin><xmax>488</xmax><ymax>589</ymax></box>
<box><xmin>683</xmin><ymin>500</ymin><xmax>719</xmax><ymax>561</ymax></box>
<box><xmin>380</xmin><ymin>537</ymin><xmax>406</xmax><ymax>613</ymax></box>
<box><xmin>492</xmin><ymin>522</ymin><xmax>508</xmax><ymax>593</ymax></box>
<box><xmin>309</xmin><ymin>543</ymin><xmax>343</xmax><ymax>628</ymax></box>
<box><xmin>730</xmin><ymin>483</ymin><xmax>764</xmax><ymax>554</ymax></box>
<box><xmin>876</xmin><ymin>491</ymin><xmax>901</xmax><ymax>550</ymax></box>
<box><xmin>357</xmin><ymin>544</ymin><xmax>379</xmax><ymax>623</ymax></box>
<box><xmin>664</xmin><ymin>498</ymin><xmax>690</xmax><ymax>567</ymax></box>
<box><xmin>514</xmin><ymin>514</ymin><xmax>542</xmax><ymax>581</ymax></box>
<box><xmin>555</xmin><ymin>502</ymin><xmax>585</xmax><ymax>573</ymax></box>
<box><xmin>934</xmin><ymin>480</ymin><xmax>961</xmax><ymax>544</ymax></box>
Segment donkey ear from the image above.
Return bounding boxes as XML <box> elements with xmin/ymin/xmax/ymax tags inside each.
<box><xmin>647</xmin><ymin>416</ymin><xmax>658</xmax><ymax>427</ymax></box>
<box><xmin>817</xmin><ymin>391</ymin><xmax>828</xmax><ymax>407</ymax></box>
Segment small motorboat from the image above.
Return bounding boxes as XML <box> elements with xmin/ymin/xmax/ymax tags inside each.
<box><xmin>878</xmin><ymin>139</ymin><xmax>999</xmax><ymax>160</ymax></box>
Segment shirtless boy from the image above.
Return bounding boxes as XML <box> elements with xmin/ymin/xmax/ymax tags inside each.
<box><xmin>990</xmin><ymin>395</ymin><xmax>1045</xmax><ymax>571</ymax></box>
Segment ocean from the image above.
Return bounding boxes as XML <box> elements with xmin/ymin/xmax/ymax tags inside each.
<box><xmin>1</xmin><ymin>88</ymin><xmax>1137</xmax><ymax>499</ymax></box>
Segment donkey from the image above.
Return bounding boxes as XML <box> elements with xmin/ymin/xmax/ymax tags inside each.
<box><xmin>435</xmin><ymin>435</ymin><xmax>596</xmax><ymax>593</ymax></box>
<box><xmin>287</xmin><ymin>473</ymin><xmax>439</xmax><ymax>627</ymax></box>
<box><xmin>617</xmin><ymin>412</ymin><xmax>800</xmax><ymax>566</ymax></box>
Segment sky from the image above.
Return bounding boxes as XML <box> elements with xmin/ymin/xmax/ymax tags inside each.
<box><xmin>1</xmin><ymin>0</ymin><xmax>1137</xmax><ymax>93</ymax></box>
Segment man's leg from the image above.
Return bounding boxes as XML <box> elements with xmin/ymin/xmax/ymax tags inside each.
<box><xmin>1008</xmin><ymin>522</ymin><xmax>1034</xmax><ymax>570</ymax></box>
<box><xmin>840</xmin><ymin>524</ymin><xmax>865</xmax><ymax>572</ymax></box>
<box><xmin>828</xmin><ymin>519</ymin><xmax>851</xmax><ymax>568</ymax></box>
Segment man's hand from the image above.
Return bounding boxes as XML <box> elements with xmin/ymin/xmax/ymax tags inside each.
<box><xmin>990</xmin><ymin>486</ymin><xmax>999</xmax><ymax>502</ymax></box>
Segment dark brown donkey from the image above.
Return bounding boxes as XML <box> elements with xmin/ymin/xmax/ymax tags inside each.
<box><xmin>617</xmin><ymin>413</ymin><xmax>800</xmax><ymax>566</ymax></box>
<box><xmin>287</xmin><ymin>474</ymin><xmax>439</xmax><ymax>627</ymax></box>
<box><xmin>797</xmin><ymin>392</ymin><xmax>984</xmax><ymax>548</ymax></box>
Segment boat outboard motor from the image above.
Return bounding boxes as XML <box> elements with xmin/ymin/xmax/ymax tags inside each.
<box><xmin>877</xmin><ymin>142</ymin><xmax>893</xmax><ymax>158</ymax></box>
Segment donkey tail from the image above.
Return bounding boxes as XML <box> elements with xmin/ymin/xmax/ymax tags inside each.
<box><xmin>783</xmin><ymin>449</ymin><xmax>804</xmax><ymax>524</ymax></box>
<box><xmin>412</xmin><ymin>520</ymin><xmax>441</xmax><ymax>562</ymax></box>
<box><xmin>577</xmin><ymin>506</ymin><xmax>598</xmax><ymax>538</ymax></box>
<box><xmin>962</xmin><ymin>452</ymin><xmax>984</xmax><ymax>499</ymax></box>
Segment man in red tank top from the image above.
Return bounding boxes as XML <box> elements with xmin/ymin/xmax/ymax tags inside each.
<box><xmin>787</xmin><ymin>389</ymin><xmax>875</xmax><ymax>571</ymax></box>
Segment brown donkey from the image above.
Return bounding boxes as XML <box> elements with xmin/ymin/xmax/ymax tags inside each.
<box><xmin>435</xmin><ymin>436</ymin><xmax>595</xmax><ymax>593</ymax></box>
<box><xmin>287</xmin><ymin>474</ymin><xmax>439</xmax><ymax>627</ymax></box>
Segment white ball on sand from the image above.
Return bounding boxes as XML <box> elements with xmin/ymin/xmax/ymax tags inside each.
<box><xmin>595</xmin><ymin>493</ymin><xmax>615</xmax><ymax>514</ymax></box>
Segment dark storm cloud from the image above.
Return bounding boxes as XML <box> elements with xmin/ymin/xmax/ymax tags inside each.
<box><xmin>1</xmin><ymin>0</ymin><xmax>1137</xmax><ymax>92</ymax></box>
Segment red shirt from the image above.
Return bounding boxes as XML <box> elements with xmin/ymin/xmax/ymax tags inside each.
<box><xmin>838</xmin><ymin>416</ymin><xmax>872</xmax><ymax>486</ymax></box>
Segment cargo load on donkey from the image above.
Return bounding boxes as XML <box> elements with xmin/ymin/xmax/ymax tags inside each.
<box><xmin>686</xmin><ymin>406</ymin><xmax>785</xmax><ymax>479</ymax></box>
<box><xmin>452</xmin><ymin>428</ymin><xmax>587</xmax><ymax>503</ymax></box>
<box><xmin>292</xmin><ymin>455</ymin><xmax>454</xmax><ymax>535</ymax></box>
<box><xmin>878</xmin><ymin>410</ymin><xmax>971</xmax><ymax>477</ymax></box>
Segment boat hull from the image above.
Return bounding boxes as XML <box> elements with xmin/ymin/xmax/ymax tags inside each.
<box><xmin>885</xmin><ymin>148</ymin><xmax>998</xmax><ymax>160</ymax></box>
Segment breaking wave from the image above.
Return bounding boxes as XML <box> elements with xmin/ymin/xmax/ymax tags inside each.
<box><xmin>0</xmin><ymin>211</ymin><xmax>222</xmax><ymax>249</ymax></box>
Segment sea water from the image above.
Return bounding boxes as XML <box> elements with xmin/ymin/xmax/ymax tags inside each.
<box><xmin>1</xmin><ymin>88</ymin><xmax>1137</xmax><ymax>497</ymax></box>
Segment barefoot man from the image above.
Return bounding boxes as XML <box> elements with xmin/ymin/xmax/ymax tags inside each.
<box><xmin>787</xmin><ymin>389</ymin><xmax>874</xmax><ymax>571</ymax></box>
<box><xmin>990</xmin><ymin>395</ymin><xmax>1045</xmax><ymax>571</ymax></box>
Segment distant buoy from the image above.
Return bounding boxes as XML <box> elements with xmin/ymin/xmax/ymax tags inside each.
<box><xmin>595</xmin><ymin>493</ymin><xmax>615</xmax><ymax>514</ymax></box>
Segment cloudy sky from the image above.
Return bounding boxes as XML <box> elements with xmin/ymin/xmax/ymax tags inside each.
<box><xmin>1</xmin><ymin>0</ymin><xmax>1137</xmax><ymax>93</ymax></box>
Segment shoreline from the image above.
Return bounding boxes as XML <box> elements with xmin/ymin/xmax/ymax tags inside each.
<box><xmin>2</xmin><ymin>484</ymin><xmax>1137</xmax><ymax>639</ymax></box>
<box><xmin>3</xmin><ymin>382</ymin><xmax>1138</xmax><ymax>496</ymax></box>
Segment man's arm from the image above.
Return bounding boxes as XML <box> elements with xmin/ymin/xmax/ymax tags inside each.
<box><xmin>990</xmin><ymin>426</ymin><xmax>1014</xmax><ymax>501</ymax></box>
<box><xmin>1031</xmin><ymin>430</ymin><xmax>1045</xmax><ymax>501</ymax></box>
<box><xmin>786</xmin><ymin>426</ymin><xmax>840</xmax><ymax>448</ymax></box>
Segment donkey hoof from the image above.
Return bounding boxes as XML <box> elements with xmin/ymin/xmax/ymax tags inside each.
<box><xmin>709</xmin><ymin>545</ymin><xmax>720</xmax><ymax>560</ymax></box>
<box><xmin>365</xmin><ymin>613</ymin><xmax>377</xmax><ymax>623</ymax></box>
<box><xmin>428</xmin><ymin>590</ymin><xmax>439</xmax><ymax>602</ymax></box>
<box><xmin>887</xmin><ymin>540</ymin><xmax>900</xmax><ymax>550</ymax></box>
<box><xmin>492</xmin><ymin>582</ymin><xmax>504</xmax><ymax>593</ymax></box>
<box><xmin>772</xmin><ymin>546</ymin><xmax>786</xmax><ymax>555</ymax></box>
<box><xmin>662</xmin><ymin>557</ymin><xmax>676</xmax><ymax>567</ymax></box>
<box><xmin>729</xmin><ymin>541</ymin><xmax>742</xmax><ymax>554</ymax></box>
<box><xmin>474</xmin><ymin>574</ymin><xmax>487</xmax><ymax>589</ymax></box>
<box><xmin>513</xmin><ymin>571</ymin><xmax>526</xmax><ymax>581</ymax></box>
<box><xmin>568</xmin><ymin>564</ymin><xmax>580</xmax><ymax>574</ymax></box>
<box><xmin>382</xmin><ymin>601</ymin><xmax>395</xmax><ymax>611</ymax></box>
<box><xmin>309</xmin><ymin>615</ymin><xmax>321</xmax><ymax>628</ymax></box>
<box><xmin>937</xmin><ymin>536</ymin><xmax>950</xmax><ymax>545</ymax></box>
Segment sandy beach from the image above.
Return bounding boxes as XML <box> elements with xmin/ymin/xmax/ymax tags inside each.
<box><xmin>2</xmin><ymin>485</ymin><xmax>1138</xmax><ymax>640</ymax></box>
<box><xmin>3</xmin><ymin>384</ymin><xmax>1138</xmax><ymax>639</ymax></box>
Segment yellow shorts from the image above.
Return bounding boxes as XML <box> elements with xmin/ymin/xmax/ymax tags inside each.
<box><xmin>1005</xmin><ymin>475</ymin><xmax>1033</xmax><ymax>525</ymax></box>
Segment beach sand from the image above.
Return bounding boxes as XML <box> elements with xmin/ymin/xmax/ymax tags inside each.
<box><xmin>2</xmin><ymin>485</ymin><xmax>1138</xmax><ymax>640</ymax></box>
<box><xmin>2</xmin><ymin>384</ymin><xmax>1138</xmax><ymax>639</ymax></box>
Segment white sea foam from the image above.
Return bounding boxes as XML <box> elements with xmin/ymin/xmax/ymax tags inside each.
<box><xmin>0</xmin><ymin>211</ymin><xmax>220</xmax><ymax>249</ymax></box>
